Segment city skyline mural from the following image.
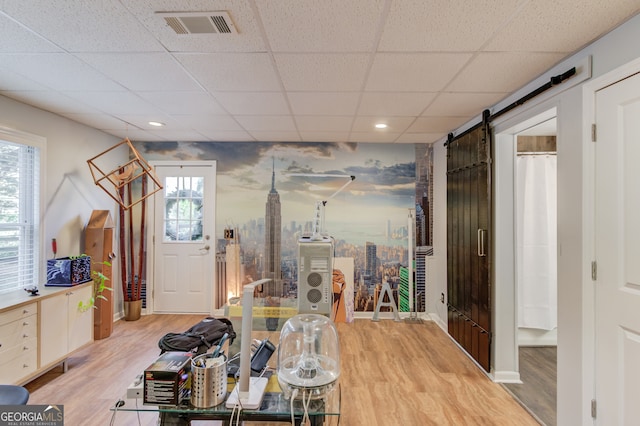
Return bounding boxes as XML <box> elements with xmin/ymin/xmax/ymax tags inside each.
<box><xmin>135</xmin><ymin>141</ymin><xmax>425</xmax><ymax>312</ymax></box>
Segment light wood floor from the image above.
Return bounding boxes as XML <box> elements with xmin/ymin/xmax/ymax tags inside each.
<box><xmin>24</xmin><ymin>315</ymin><xmax>539</xmax><ymax>425</ymax></box>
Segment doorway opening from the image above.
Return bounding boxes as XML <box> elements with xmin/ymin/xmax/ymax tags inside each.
<box><xmin>501</xmin><ymin>112</ymin><xmax>558</xmax><ymax>425</ymax></box>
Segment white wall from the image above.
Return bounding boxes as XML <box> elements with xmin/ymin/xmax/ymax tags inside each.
<box><xmin>0</xmin><ymin>95</ymin><xmax>126</xmax><ymax>318</ymax></box>
<box><xmin>429</xmin><ymin>141</ymin><xmax>448</xmax><ymax>330</ymax></box>
<box><xmin>430</xmin><ymin>13</ymin><xmax>640</xmax><ymax>426</ymax></box>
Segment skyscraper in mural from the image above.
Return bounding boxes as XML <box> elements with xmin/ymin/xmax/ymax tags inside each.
<box><xmin>365</xmin><ymin>241</ymin><xmax>377</xmax><ymax>279</ymax></box>
<box><xmin>415</xmin><ymin>144</ymin><xmax>433</xmax><ymax>246</ymax></box>
<box><xmin>263</xmin><ymin>160</ymin><xmax>282</xmax><ymax>296</ymax></box>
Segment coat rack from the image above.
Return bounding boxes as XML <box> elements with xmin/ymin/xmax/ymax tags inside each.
<box><xmin>87</xmin><ymin>138</ymin><xmax>162</xmax><ymax>210</ymax></box>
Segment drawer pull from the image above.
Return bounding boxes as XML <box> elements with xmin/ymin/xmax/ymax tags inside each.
<box><xmin>23</xmin><ymin>309</ymin><xmax>29</xmax><ymax>314</ymax></box>
<box><xmin>23</xmin><ymin>321</ymin><xmax>29</xmax><ymax>326</ymax></box>
<box><xmin>23</xmin><ymin>334</ymin><xmax>29</xmax><ymax>338</ymax></box>
<box><xmin>23</xmin><ymin>346</ymin><xmax>29</xmax><ymax>351</ymax></box>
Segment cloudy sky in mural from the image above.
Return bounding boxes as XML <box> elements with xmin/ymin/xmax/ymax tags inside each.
<box><xmin>139</xmin><ymin>141</ymin><xmax>415</xmax><ymax>244</ymax></box>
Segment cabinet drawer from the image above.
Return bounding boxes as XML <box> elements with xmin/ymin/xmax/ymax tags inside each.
<box><xmin>0</xmin><ymin>336</ymin><xmax>37</xmax><ymax>360</ymax></box>
<box><xmin>0</xmin><ymin>347</ymin><xmax>37</xmax><ymax>384</ymax></box>
<box><xmin>0</xmin><ymin>302</ymin><xmax>37</xmax><ymax>326</ymax></box>
<box><xmin>0</xmin><ymin>316</ymin><xmax>37</xmax><ymax>350</ymax></box>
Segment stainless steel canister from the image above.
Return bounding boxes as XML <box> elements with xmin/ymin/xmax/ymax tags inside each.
<box><xmin>190</xmin><ymin>353</ymin><xmax>227</xmax><ymax>408</ymax></box>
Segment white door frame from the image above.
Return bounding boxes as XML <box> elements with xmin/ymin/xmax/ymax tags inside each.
<box><xmin>146</xmin><ymin>160</ymin><xmax>217</xmax><ymax>315</ymax></box>
<box><xmin>492</xmin><ymin>104</ymin><xmax>558</xmax><ymax>383</ymax></box>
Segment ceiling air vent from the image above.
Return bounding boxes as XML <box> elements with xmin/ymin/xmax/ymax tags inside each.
<box><xmin>156</xmin><ymin>11</ymin><xmax>237</xmax><ymax>34</ymax></box>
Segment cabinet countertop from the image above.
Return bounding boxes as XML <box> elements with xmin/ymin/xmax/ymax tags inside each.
<box><xmin>0</xmin><ymin>282</ymin><xmax>93</xmax><ymax>313</ymax></box>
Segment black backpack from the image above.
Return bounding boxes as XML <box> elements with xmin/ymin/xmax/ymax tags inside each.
<box><xmin>158</xmin><ymin>317</ymin><xmax>236</xmax><ymax>355</ymax></box>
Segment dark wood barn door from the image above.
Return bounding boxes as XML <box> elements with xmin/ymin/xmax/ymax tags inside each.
<box><xmin>446</xmin><ymin>123</ymin><xmax>492</xmax><ymax>372</ymax></box>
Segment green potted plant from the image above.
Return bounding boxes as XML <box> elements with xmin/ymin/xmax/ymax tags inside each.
<box><xmin>78</xmin><ymin>260</ymin><xmax>112</xmax><ymax>312</ymax></box>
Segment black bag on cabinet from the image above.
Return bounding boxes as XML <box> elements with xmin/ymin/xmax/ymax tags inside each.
<box><xmin>158</xmin><ymin>317</ymin><xmax>236</xmax><ymax>355</ymax></box>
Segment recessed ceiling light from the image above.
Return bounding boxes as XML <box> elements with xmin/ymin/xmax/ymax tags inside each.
<box><xmin>149</xmin><ymin>121</ymin><xmax>165</xmax><ymax>127</ymax></box>
<box><xmin>375</xmin><ymin>123</ymin><xmax>388</xmax><ymax>129</ymax></box>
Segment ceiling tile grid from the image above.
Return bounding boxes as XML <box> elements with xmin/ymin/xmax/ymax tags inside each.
<box><xmin>0</xmin><ymin>1</ymin><xmax>637</xmax><ymax>143</ymax></box>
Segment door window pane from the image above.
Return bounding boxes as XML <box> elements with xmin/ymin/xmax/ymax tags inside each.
<box><xmin>164</xmin><ymin>176</ymin><xmax>204</xmax><ymax>241</ymax></box>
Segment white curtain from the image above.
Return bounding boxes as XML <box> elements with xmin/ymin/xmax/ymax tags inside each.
<box><xmin>516</xmin><ymin>154</ymin><xmax>557</xmax><ymax>330</ymax></box>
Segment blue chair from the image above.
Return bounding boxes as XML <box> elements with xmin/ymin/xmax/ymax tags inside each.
<box><xmin>0</xmin><ymin>385</ymin><xmax>29</xmax><ymax>405</ymax></box>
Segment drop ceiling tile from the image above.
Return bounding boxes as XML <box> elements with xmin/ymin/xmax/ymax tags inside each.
<box><xmin>358</xmin><ymin>92</ymin><xmax>437</xmax><ymax>116</ymax></box>
<box><xmin>379</xmin><ymin>0</ymin><xmax>520</xmax><ymax>52</ymax></box>
<box><xmin>196</xmin><ymin>129</ymin><xmax>253</xmax><ymax>141</ymax></box>
<box><xmin>61</xmin><ymin>112</ymin><xmax>134</xmax><ymax>130</ymax></box>
<box><xmin>396</xmin><ymin>132</ymin><xmax>445</xmax><ymax>144</ymax></box>
<box><xmin>0</xmin><ymin>0</ymin><xmax>637</xmax><ymax>144</ymax></box>
<box><xmin>137</xmin><ymin>91</ymin><xmax>227</xmax><ymax>115</ymax></box>
<box><xmin>299</xmin><ymin>131</ymin><xmax>350</xmax><ymax>142</ymax></box>
<box><xmin>63</xmin><ymin>91</ymin><xmax>159</xmax><ymax>115</ymax></box>
<box><xmin>1</xmin><ymin>54</ymin><xmax>125</xmax><ymax>91</ymax></box>
<box><xmin>256</xmin><ymin>0</ymin><xmax>385</xmax><ymax>52</ymax></box>
<box><xmin>349</xmin><ymin>132</ymin><xmax>401</xmax><ymax>143</ymax></box>
<box><xmin>366</xmin><ymin>53</ymin><xmax>471</xmax><ymax>92</ymax></box>
<box><xmin>0</xmin><ymin>68</ymin><xmax>50</xmax><ymax>91</ymax></box>
<box><xmin>0</xmin><ymin>13</ymin><xmax>63</xmax><ymax>53</ymax></box>
<box><xmin>111</xmin><ymin>128</ymin><xmax>165</xmax><ymax>141</ymax></box>
<box><xmin>1</xmin><ymin>90</ymin><xmax>99</xmax><ymax>114</ymax></box>
<box><xmin>275</xmin><ymin>53</ymin><xmax>370</xmax><ymax>91</ymax></box>
<box><xmin>447</xmin><ymin>52</ymin><xmax>566</xmax><ymax>93</ymax></box>
<box><xmin>247</xmin><ymin>130</ymin><xmax>301</xmax><ymax>142</ymax></box>
<box><xmin>146</xmin><ymin>128</ymin><xmax>211</xmax><ymax>142</ymax></box>
<box><xmin>235</xmin><ymin>115</ymin><xmax>296</xmax><ymax>132</ymax></box>
<box><xmin>485</xmin><ymin>0</ymin><xmax>640</xmax><ymax>53</ymax></box>
<box><xmin>214</xmin><ymin>92</ymin><xmax>290</xmax><ymax>115</ymax></box>
<box><xmin>77</xmin><ymin>53</ymin><xmax>203</xmax><ymax>91</ymax></box>
<box><xmin>175</xmin><ymin>53</ymin><xmax>281</xmax><ymax>91</ymax></box>
<box><xmin>351</xmin><ymin>116</ymin><xmax>415</xmax><ymax>133</ymax></box>
<box><xmin>165</xmin><ymin>114</ymin><xmax>243</xmax><ymax>132</ymax></box>
<box><xmin>125</xmin><ymin>0</ymin><xmax>267</xmax><ymax>53</ymax></box>
<box><xmin>295</xmin><ymin>116</ymin><xmax>353</xmax><ymax>132</ymax></box>
<box><xmin>2</xmin><ymin>0</ymin><xmax>164</xmax><ymax>52</ymax></box>
<box><xmin>112</xmin><ymin>114</ymin><xmax>188</xmax><ymax>131</ymax></box>
<box><xmin>288</xmin><ymin>92</ymin><xmax>360</xmax><ymax>115</ymax></box>
<box><xmin>406</xmin><ymin>116</ymin><xmax>469</xmax><ymax>134</ymax></box>
<box><xmin>424</xmin><ymin>92</ymin><xmax>506</xmax><ymax>117</ymax></box>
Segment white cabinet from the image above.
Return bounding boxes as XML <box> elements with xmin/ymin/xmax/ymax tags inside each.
<box><xmin>0</xmin><ymin>302</ymin><xmax>38</xmax><ymax>384</ymax></box>
<box><xmin>0</xmin><ymin>283</ymin><xmax>93</xmax><ymax>384</ymax></box>
<box><xmin>40</xmin><ymin>285</ymin><xmax>93</xmax><ymax>369</ymax></box>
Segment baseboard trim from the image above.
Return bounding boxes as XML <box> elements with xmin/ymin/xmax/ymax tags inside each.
<box><xmin>493</xmin><ymin>370</ymin><xmax>522</xmax><ymax>383</ymax></box>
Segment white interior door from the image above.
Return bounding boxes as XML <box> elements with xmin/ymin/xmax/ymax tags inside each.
<box><xmin>595</xmin><ymin>71</ymin><xmax>640</xmax><ymax>425</ymax></box>
<box><xmin>152</xmin><ymin>162</ymin><xmax>216</xmax><ymax>314</ymax></box>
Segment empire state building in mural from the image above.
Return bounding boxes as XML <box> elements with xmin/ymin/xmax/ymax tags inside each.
<box><xmin>263</xmin><ymin>161</ymin><xmax>282</xmax><ymax>296</ymax></box>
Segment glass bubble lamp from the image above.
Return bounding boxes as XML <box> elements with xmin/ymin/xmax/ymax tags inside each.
<box><xmin>277</xmin><ymin>314</ymin><xmax>340</xmax><ymax>400</ymax></box>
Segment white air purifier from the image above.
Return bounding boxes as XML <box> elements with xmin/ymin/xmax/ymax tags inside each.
<box><xmin>297</xmin><ymin>238</ymin><xmax>333</xmax><ymax>315</ymax></box>
<box><xmin>276</xmin><ymin>314</ymin><xmax>340</xmax><ymax>400</ymax></box>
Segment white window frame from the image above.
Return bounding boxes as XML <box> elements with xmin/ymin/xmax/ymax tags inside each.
<box><xmin>0</xmin><ymin>126</ymin><xmax>46</xmax><ymax>294</ymax></box>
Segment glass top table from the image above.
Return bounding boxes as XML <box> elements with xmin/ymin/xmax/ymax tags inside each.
<box><xmin>113</xmin><ymin>376</ymin><xmax>340</xmax><ymax>426</ymax></box>
<box><xmin>112</xmin><ymin>296</ymin><xmax>340</xmax><ymax>425</ymax></box>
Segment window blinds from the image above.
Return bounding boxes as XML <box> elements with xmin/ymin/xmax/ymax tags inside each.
<box><xmin>0</xmin><ymin>140</ymin><xmax>40</xmax><ymax>293</ymax></box>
